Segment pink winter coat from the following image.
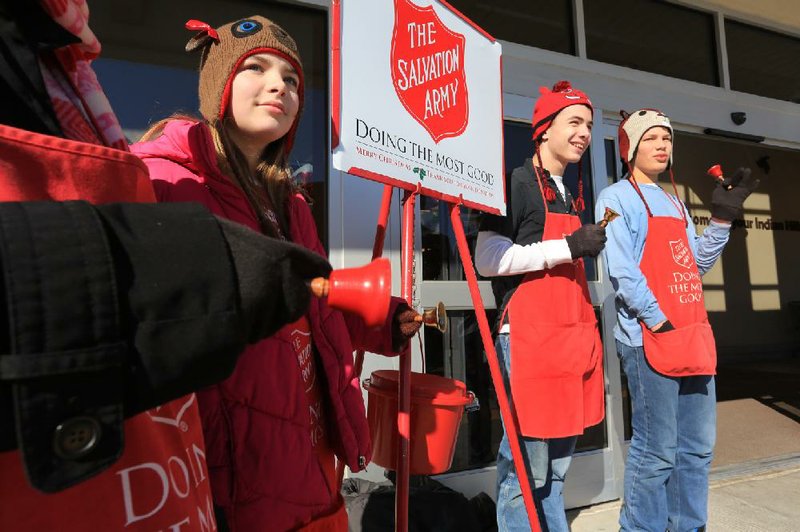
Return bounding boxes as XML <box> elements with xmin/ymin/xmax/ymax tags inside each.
<box><xmin>132</xmin><ymin>120</ymin><xmax>399</xmax><ymax>531</ymax></box>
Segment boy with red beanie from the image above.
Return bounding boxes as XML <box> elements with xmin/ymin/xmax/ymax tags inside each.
<box><xmin>475</xmin><ymin>81</ymin><xmax>606</xmax><ymax>531</ymax></box>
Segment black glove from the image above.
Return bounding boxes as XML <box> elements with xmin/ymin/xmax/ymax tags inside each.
<box><xmin>710</xmin><ymin>167</ymin><xmax>760</xmax><ymax>222</ymax></box>
<box><xmin>653</xmin><ymin>320</ymin><xmax>675</xmax><ymax>333</ymax></box>
<box><xmin>218</xmin><ymin>217</ymin><xmax>332</xmax><ymax>343</ymax></box>
<box><xmin>565</xmin><ymin>224</ymin><xmax>607</xmax><ymax>259</ymax></box>
<box><xmin>391</xmin><ymin>302</ymin><xmax>422</xmax><ymax>351</ymax></box>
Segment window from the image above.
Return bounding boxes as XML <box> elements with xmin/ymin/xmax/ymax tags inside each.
<box><xmin>584</xmin><ymin>0</ymin><xmax>719</xmax><ymax>86</ymax></box>
<box><xmin>576</xmin><ymin>307</ymin><xmax>609</xmax><ymax>451</ymax></box>
<box><xmin>420</xmin><ymin>198</ymin><xmax>484</xmax><ymax>281</ymax></box>
<box><xmin>448</xmin><ymin>0</ymin><xmax>575</xmax><ymax>55</ymax></box>
<box><xmin>605</xmin><ymin>138</ymin><xmax>621</xmax><ymax>186</ymax></box>
<box><xmin>91</xmin><ymin>1</ymin><xmax>330</xmax><ymax>249</ymax></box>
<box><xmin>726</xmin><ymin>20</ymin><xmax>800</xmax><ymax>104</ymax></box>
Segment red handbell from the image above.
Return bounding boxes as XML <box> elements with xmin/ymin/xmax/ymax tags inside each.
<box><xmin>310</xmin><ymin>258</ymin><xmax>391</xmax><ymax>327</ymax></box>
<box><xmin>707</xmin><ymin>164</ymin><xmax>724</xmax><ymax>180</ymax></box>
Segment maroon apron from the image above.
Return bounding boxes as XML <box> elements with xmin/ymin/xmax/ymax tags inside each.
<box><xmin>629</xmin><ymin>178</ymin><xmax>717</xmax><ymax>376</ymax></box>
<box><xmin>504</xmin><ymin>173</ymin><xmax>605</xmax><ymax>439</ymax></box>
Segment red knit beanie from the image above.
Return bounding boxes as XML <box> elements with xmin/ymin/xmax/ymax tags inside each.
<box><xmin>531</xmin><ymin>80</ymin><xmax>593</xmax><ymax>142</ymax></box>
<box><xmin>530</xmin><ymin>80</ymin><xmax>593</xmax><ymax>212</ymax></box>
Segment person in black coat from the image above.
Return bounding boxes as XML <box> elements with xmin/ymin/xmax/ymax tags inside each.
<box><xmin>0</xmin><ymin>4</ymin><xmax>331</xmax><ymax>525</ymax></box>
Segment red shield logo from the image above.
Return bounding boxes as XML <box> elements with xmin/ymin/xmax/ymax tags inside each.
<box><xmin>391</xmin><ymin>0</ymin><xmax>469</xmax><ymax>143</ymax></box>
<box><xmin>669</xmin><ymin>240</ymin><xmax>695</xmax><ymax>270</ymax></box>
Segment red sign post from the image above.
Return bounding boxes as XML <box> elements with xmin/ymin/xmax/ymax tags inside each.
<box><xmin>332</xmin><ymin>1</ymin><xmax>541</xmax><ymax>530</ymax></box>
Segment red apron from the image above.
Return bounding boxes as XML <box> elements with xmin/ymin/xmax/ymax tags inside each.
<box><xmin>629</xmin><ymin>178</ymin><xmax>717</xmax><ymax>376</ymax></box>
<box><xmin>0</xmin><ymin>124</ymin><xmax>155</xmax><ymax>202</ymax></box>
<box><xmin>504</xmin><ymin>175</ymin><xmax>604</xmax><ymax>438</ymax></box>
<box><xmin>0</xmin><ymin>125</ymin><xmax>216</xmax><ymax>531</ymax></box>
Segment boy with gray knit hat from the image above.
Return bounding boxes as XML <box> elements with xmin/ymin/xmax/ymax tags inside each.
<box><xmin>596</xmin><ymin>108</ymin><xmax>758</xmax><ymax>532</ymax></box>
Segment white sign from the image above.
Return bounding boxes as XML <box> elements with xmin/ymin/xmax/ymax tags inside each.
<box><xmin>332</xmin><ymin>0</ymin><xmax>506</xmax><ymax>215</ymax></box>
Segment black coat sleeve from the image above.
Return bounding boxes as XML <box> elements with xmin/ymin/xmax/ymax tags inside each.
<box><xmin>0</xmin><ymin>200</ymin><xmax>330</xmax><ymax>491</ymax></box>
<box><xmin>94</xmin><ymin>202</ymin><xmax>248</xmax><ymax>411</ymax></box>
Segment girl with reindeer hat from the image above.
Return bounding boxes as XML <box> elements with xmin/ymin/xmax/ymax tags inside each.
<box><xmin>133</xmin><ymin>16</ymin><xmax>420</xmax><ymax>531</ymax></box>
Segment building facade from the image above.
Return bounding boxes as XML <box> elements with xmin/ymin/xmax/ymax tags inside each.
<box><xmin>90</xmin><ymin>0</ymin><xmax>800</xmax><ymax>508</ymax></box>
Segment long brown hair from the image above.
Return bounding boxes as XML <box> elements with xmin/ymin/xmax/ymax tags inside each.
<box><xmin>141</xmin><ymin>115</ymin><xmax>297</xmax><ymax>239</ymax></box>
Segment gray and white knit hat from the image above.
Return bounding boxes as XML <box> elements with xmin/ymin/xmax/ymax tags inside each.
<box><xmin>618</xmin><ymin>108</ymin><xmax>673</xmax><ymax>167</ymax></box>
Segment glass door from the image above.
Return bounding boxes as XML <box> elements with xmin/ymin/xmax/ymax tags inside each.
<box><xmin>418</xmin><ymin>115</ymin><xmax>629</xmax><ymax>508</ymax></box>
<box><xmin>563</xmin><ymin>118</ymin><xmax>629</xmax><ymax>506</ymax></box>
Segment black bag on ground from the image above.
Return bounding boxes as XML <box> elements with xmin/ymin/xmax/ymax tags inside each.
<box><xmin>343</xmin><ymin>476</ymin><xmax>497</xmax><ymax>532</ymax></box>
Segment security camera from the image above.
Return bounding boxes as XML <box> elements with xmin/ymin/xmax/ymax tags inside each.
<box><xmin>731</xmin><ymin>112</ymin><xmax>747</xmax><ymax>126</ymax></box>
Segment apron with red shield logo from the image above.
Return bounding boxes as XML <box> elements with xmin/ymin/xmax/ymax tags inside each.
<box><xmin>504</xmin><ymin>174</ymin><xmax>605</xmax><ymax>439</ymax></box>
<box><xmin>0</xmin><ymin>124</ymin><xmax>216</xmax><ymax>531</ymax></box>
<box><xmin>629</xmin><ymin>178</ymin><xmax>717</xmax><ymax>376</ymax></box>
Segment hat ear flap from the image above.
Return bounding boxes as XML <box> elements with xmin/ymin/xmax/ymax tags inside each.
<box><xmin>618</xmin><ymin>131</ymin><xmax>630</xmax><ymax>165</ymax></box>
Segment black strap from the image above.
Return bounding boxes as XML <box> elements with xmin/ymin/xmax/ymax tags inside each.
<box><xmin>0</xmin><ymin>0</ymin><xmax>78</xmax><ymax>136</ymax></box>
<box><xmin>0</xmin><ymin>201</ymin><xmax>126</xmax><ymax>492</ymax></box>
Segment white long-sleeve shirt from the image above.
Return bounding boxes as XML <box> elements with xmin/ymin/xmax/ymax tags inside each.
<box><xmin>475</xmin><ymin>231</ymin><xmax>572</xmax><ymax>277</ymax></box>
<box><xmin>477</xmin><ymin>162</ymin><xmax>582</xmax><ymax>333</ymax></box>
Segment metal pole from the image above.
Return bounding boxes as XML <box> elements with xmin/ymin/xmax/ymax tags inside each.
<box><xmin>449</xmin><ymin>202</ymin><xmax>542</xmax><ymax>531</ymax></box>
<box><xmin>395</xmin><ymin>189</ymin><xmax>416</xmax><ymax>532</ymax></box>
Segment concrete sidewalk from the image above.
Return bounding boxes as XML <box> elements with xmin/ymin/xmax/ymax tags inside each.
<box><xmin>568</xmin><ymin>456</ymin><xmax>800</xmax><ymax>531</ymax></box>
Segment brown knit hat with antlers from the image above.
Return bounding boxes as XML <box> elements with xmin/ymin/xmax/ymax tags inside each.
<box><xmin>185</xmin><ymin>16</ymin><xmax>304</xmax><ymax>151</ymax></box>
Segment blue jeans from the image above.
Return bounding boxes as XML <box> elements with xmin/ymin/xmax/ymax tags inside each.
<box><xmin>495</xmin><ymin>333</ymin><xmax>577</xmax><ymax>532</ymax></box>
<box><xmin>616</xmin><ymin>340</ymin><xmax>716</xmax><ymax>532</ymax></box>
